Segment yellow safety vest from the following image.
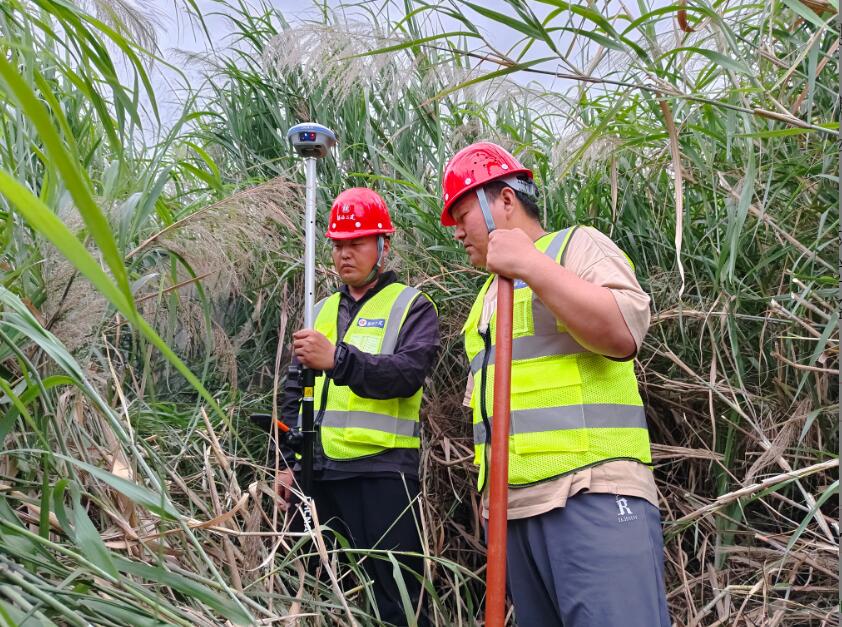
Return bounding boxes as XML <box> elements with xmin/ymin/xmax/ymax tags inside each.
<box><xmin>310</xmin><ymin>282</ymin><xmax>427</xmax><ymax>460</ymax></box>
<box><xmin>462</xmin><ymin>227</ymin><xmax>652</xmax><ymax>489</ymax></box>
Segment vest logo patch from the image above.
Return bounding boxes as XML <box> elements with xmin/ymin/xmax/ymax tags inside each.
<box><xmin>357</xmin><ymin>318</ymin><xmax>385</xmax><ymax>328</ymax></box>
<box><xmin>513</xmin><ymin>279</ymin><xmax>528</xmax><ymax>289</ymax></box>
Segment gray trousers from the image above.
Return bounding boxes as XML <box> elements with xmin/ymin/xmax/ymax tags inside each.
<box><xmin>505</xmin><ymin>492</ymin><xmax>670</xmax><ymax>627</ymax></box>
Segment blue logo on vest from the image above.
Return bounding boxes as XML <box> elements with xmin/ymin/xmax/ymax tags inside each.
<box><xmin>357</xmin><ymin>318</ymin><xmax>385</xmax><ymax>328</ymax></box>
<box><xmin>513</xmin><ymin>279</ymin><xmax>528</xmax><ymax>289</ymax></box>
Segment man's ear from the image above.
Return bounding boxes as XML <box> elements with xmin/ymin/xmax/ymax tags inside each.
<box><xmin>382</xmin><ymin>237</ymin><xmax>391</xmax><ymax>255</ymax></box>
<box><xmin>500</xmin><ymin>186</ymin><xmax>518</xmax><ymax>223</ymax></box>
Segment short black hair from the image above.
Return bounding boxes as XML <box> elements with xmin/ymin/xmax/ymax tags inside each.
<box><xmin>484</xmin><ymin>178</ymin><xmax>541</xmax><ymax>221</ymax></box>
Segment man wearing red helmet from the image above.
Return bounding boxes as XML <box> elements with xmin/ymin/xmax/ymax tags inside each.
<box><xmin>275</xmin><ymin>188</ymin><xmax>438</xmax><ymax>626</ymax></box>
<box><xmin>440</xmin><ymin>142</ymin><xmax>669</xmax><ymax>626</ymax></box>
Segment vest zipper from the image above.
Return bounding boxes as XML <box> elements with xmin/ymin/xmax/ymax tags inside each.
<box><xmin>478</xmin><ymin>325</ymin><xmax>493</xmax><ymax>493</ymax></box>
<box><xmin>313</xmin><ymin>375</ymin><xmax>334</xmax><ymax>459</ymax></box>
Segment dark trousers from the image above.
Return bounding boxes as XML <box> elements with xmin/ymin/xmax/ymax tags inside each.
<box><xmin>505</xmin><ymin>493</ymin><xmax>670</xmax><ymax>627</ymax></box>
<box><xmin>293</xmin><ymin>476</ymin><xmax>427</xmax><ymax>626</ymax></box>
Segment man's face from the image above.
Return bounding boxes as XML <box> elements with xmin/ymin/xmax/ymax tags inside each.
<box><xmin>331</xmin><ymin>235</ymin><xmax>383</xmax><ymax>286</ymax></box>
<box><xmin>449</xmin><ymin>192</ymin><xmax>504</xmax><ymax>268</ymax></box>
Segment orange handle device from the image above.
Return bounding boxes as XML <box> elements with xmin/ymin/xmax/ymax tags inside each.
<box><xmin>485</xmin><ymin>275</ymin><xmax>513</xmax><ymax>626</ymax></box>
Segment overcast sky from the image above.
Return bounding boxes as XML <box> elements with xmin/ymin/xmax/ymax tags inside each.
<box><xmin>129</xmin><ymin>0</ymin><xmax>670</xmax><ymax>138</ymax></box>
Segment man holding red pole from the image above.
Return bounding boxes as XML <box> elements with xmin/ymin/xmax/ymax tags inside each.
<box><xmin>439</xmin><ymin>142</ymin><xmax>670</xmax><ymax>626</ymax></box>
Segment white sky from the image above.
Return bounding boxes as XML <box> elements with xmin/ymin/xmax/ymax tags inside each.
<box><xmin>128</xmin><ymin>0</ymin><xmax>673</xmax><ymax>138</ymax></box>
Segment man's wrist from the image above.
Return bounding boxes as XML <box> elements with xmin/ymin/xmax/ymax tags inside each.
<box><xmin>519</xmin><ymin>246</ymin><xmax>551</xmax><ymax>284</ymax></box>
<box><xmin>328</xmin><ymin>342</ymin><xmax>347</xmax><ymax>376</ymax></box>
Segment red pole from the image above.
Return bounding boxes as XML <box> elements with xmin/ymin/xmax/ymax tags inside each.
<box><xmin>485</xmin><ymin>275</ymin><xmax>513</xmax><ymax>627</ymax></box>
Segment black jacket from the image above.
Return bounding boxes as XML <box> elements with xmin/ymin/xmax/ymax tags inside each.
<box><xmin>276</xmin><ymin>271</ymin><xmax>439</xmax><ymax>479</ymax></box>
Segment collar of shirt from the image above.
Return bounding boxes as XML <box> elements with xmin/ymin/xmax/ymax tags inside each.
<box><xmin>336</xmin><ymin>270</ymin><xmax>399</xmax><ymax>340</ymax></box>
<box><xmin>338</xmin><ymin>270</ymin><xmax>399</xmax><ymax>305</ymax></box>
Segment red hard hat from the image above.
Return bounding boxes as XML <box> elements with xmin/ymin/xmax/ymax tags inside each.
<box><xmin>440</xmin><ymin>142</ymin><xmax>533</xmax><ymax>226</ymax></box>
<box><xmin>326</xmin><ymin>188</ymin><xmax>396</xmax><ymax>240</ymax></box>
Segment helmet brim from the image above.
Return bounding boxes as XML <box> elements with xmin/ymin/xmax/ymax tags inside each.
<box><xmin>325</xmin><ymin>228</ymin><xmax>395</xmax><ymax>240</ymax></box>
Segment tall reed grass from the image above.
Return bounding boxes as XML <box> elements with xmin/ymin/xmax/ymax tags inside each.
<box><xmin>0</xmin><ymin>0</ymin><xmax>837</xmax><ymax>624</ymax></box>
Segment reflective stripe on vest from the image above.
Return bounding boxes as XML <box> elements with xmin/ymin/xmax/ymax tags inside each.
<box><xmin>311</xmin><ymin>282</ymin><xmax>426</xmax><ymax>460</ymax></box>
<box><xmin>472</xmin><ymin>404</ymin><xmax>648</xmax><ymax>441</ymax></box>
<box><xmin>463</xmin><ymin>227</ymin><xmax>652</xmax><ymax>489</ymax></box>
<box><xmin>320</xmin><ymin>410</ymin><xmax>422</xmax><ymax>437</ymax></box>
<box><xmin>381</xmin><ymin>285</ymin><xmax>421</xmax><ymax>354</ymax></box>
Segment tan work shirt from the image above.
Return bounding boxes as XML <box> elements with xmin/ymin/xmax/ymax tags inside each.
<box><xmin>463</xmin><ymin>227</ymin><xmax>659</xmax><ymax>520</ymax></box>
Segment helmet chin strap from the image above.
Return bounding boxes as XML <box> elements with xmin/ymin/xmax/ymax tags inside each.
<box><xmin>476</xmin><ymin>188</ymin><xmax>497</xmax><ymax>233</ymax></box>
<box><xmin>358</xmin><ymin>235</ymin><xmax>385</xmax><ymax>285</ymax></box>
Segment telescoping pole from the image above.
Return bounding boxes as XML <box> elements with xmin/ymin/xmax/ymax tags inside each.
<box><xmin>299</xmin><ymin>155</ymin><xmax>318</xmax><ymax>495</ymax></box>
<box><xmin>286</xmin><ymin>123</ymin><xmax>336</xmax><ymax>509</ymax></box>
<box><xmin>485</xmin><ymin>275</ymin><xmax>514</xmax><ymax>627</ymax></box>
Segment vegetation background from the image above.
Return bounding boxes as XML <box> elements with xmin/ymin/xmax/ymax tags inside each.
<box><xmin>0</xmin><ymin>0</ymin><xmax>837</xmax><ymax>624</ymax></box>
